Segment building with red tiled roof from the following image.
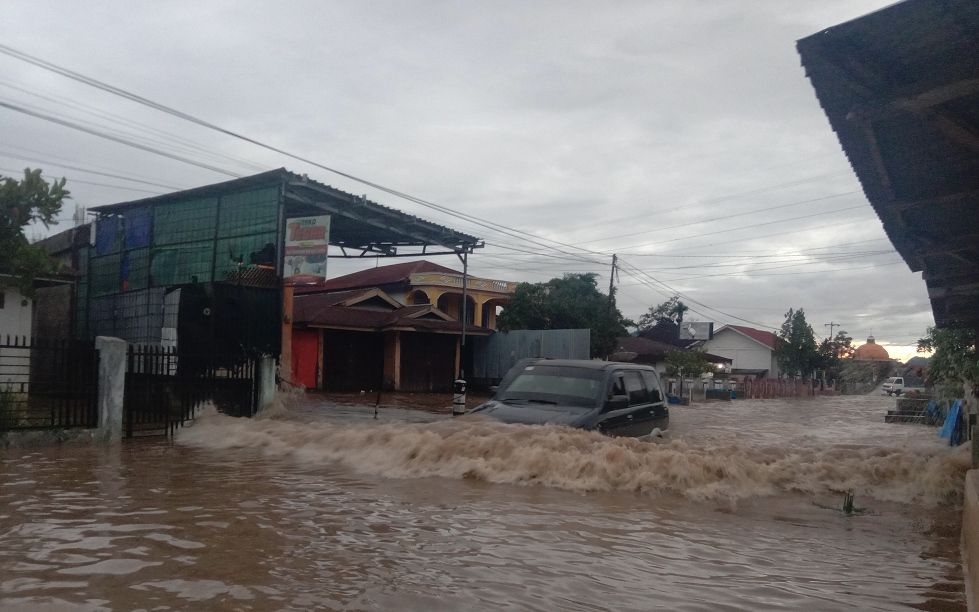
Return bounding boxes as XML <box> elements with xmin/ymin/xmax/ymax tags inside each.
<box><xmin>285</xmin><ymin>260</ymin><xmax>517</xmax><ymax>393</ymax></box>
<box><xmin>290</xmin><ymin>287</ymin><xmax>492</xmax><ymax>392</ymax></box>
<box><xmin>724</xmin><ymin>325</ymin><xmax>778</xmax><ymax>350</ymax></box>
<box><xmin>295</xmin><ymin>260</ymin><xmax>458</xmax><ymax>294</ymax></box>
<box><xmin>702</xmin><ymin>325</ymin><xmax>781</xmax><ymax>378</ymax></box>
<box><xmin>296</xmin><ymin>259</ymin><xmax>516</xmax><ymax>330</ymax></box>
<box><xmin>611</xmin><ymin>336</ymin><xmax>732</xmax><ymax>374</ymax></box>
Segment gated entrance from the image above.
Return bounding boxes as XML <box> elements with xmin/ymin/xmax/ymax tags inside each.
<box><xmin>124</xmin><ymin>345</ymin><xmax>259</xmax><ymax>438</ymax></box>
<box><xmin>0</xmin><ymin>336</ymin><xmax>99</xmax><ymax>431</ymax></box>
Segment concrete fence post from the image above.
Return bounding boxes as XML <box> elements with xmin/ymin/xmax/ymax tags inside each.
<box><xmin>95</xmin><ymin>336</ymin><xmax>127</xmax><ymax>443</ymax></box>
<box><xmin>256</xmin><ymin>355</ymin><xmax>277</xmax><ymax>413</ymax></box>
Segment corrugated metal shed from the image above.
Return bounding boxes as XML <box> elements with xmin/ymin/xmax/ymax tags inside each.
<box><xmin>797</xmin><ymin>0</ymin><xmax>979</xmax><ymax>328</ymax></box>
<box><xmin>471</xmin><ymin>329</ymin><xmax>591</xmax><ymax>381</ymax></box>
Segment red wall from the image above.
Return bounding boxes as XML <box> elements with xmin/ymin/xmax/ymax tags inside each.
<box><xmin>292</xmin><ymin>329</ymin><xmax>319</xmax><ymax>389</ymax></box>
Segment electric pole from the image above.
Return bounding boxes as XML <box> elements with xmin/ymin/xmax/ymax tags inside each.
<box><xmin>606</xmin><ymin>254</ymin><xmax>617</xmax><ymax>314</ymax></box>
<box><xmin>824</xmin><ymin>321</ymin><xmax>840</xmax><ymax>339</ymax></box>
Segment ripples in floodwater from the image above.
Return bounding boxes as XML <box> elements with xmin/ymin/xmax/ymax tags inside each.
<box><xmin>0</xmin><ymin>394</ymin><xmax>967</xmax><ymax>610</ymax></box>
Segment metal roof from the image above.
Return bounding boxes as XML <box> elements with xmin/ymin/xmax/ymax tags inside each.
<box><xmin>294</xmin><ymin>260</ymin><xmax>459</xmax><ymax>294</ymax></box>
<box><xmin>717</xmin><ymin>325</ymin><xmax>779</xmax><ymax>351</ymax></box>
<box><xmin>797</xmin><ymin>0</ymin><xmax>979</xmax><ymax>328</ymax></box>
<box><xmin>91</xmin><ymin>169</ymin><xmax>482</xmax><ymax>257</ymax></box>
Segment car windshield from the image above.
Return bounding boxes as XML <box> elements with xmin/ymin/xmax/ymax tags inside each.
<box><xmin>498</xmin><ymin>365</ymin><xmax>605</xmax><ymax>408</ymax></box>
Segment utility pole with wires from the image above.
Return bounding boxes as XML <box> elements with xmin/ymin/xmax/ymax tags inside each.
<box><xmin>607</xmin><ymin>254</ymin><xmax>618</xmax><ymax>314</ymax></box>
<box><xmin>824</xmin><ymin>321</ymin><xmax>841</xmax><ymax>339</ymax></box>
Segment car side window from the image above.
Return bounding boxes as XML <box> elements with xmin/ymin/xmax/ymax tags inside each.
<box><xmin>623</xmin><ymin>371</ymin><xmax>646</xmax><ymax>405</ymax></box>
<box><xmin>641</xmin><ymin>370</ymin><xmax>663</xmax><ymax>403</ymax></box>
<box><xmin>608</xmin><ymin>373</ymin><xmax>626</xmax><ymax>398</ymax></box>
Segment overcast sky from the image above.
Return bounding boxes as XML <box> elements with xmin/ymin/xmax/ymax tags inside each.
<box><xmin>0</xmin><ymin>1</ymin><xmax>932</xmax><ymax>360</ymax></box>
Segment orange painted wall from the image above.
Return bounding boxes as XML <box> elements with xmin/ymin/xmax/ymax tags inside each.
<box><xmin>292</xmin><ymin>329</ymin><xmax>320</xmax><ymax>389</ymax></box>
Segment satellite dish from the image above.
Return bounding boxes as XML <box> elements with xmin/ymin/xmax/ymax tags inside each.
<box><xmin>686</xmin><ymin>324</ymin><xmax>697</xmax><ymax>338</ymax></box>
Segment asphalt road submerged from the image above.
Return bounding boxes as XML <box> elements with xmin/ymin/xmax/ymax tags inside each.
<box><xmin>0</xmin><ymin>394</ymin><xmax>968</xmax><ymax>610</ymax></box>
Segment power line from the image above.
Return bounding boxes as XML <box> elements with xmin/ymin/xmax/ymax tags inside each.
<box><xmin>0</xmin><ymin>43</ymin><xmax>618</xmax><ymax>265</ymax></box>
<box><xmin>618</xmin><ymin>217</ymin><xmax>874</xmax><ymax>255</ymax></box>
<box><xmin>0</xmin><ymin>100</ymin><xmax>241</xmax><ymax>178</ymax></box>
<box><xmin>0</xmin><ymin>77</ymin><xmax>268</xmax><ymax>174</ymax></box>
<box><xmin>0</xmin><ymin>43</ymin><xmax>892</xmax><ymax>284</ymax></box>
<box><xmin>617</xmin><ymin>258</ymin><xmax>779</xmax><ymax>331</ymax></box>
<box><xmin>619</xmin><ymin>238</ymin><xmax>892</xmax><ymax>258</ymax></box>
<box><xmin>624</xmin><ymin>251</ymin><xmax>893</xmax><ymax>272</ymax></box>
<box><xmin>619</xmin><ymin>260</ymin><xmax>904</xmax><ymax>283</ymax></box>
<box><xmin>578</xmin><ymin>191</ymin><xmax>859</xmax><ymax>245</ymax></box>
<box><xmin>0</xmin><ymin>142</ymin><xmax>187</xmax><ymax>187</ymax></box>
<box><xmin>0</xmin><ymin>166</ymin><xmax>166</xmax><ymax>195</ymax></box>
<box><xmin>0</xmin><ymin>150</ymin><xmax>184</xmax><ymax>190</ymax></box>
<box><xmin>614</xmin><ymin>204</ymin><xmax>870</xmax><ymax>251</ymax></box>
<box><xmin>574</xmin><ymin>170</ymin><xmax>852</xmax><ymax>231</ymax></box>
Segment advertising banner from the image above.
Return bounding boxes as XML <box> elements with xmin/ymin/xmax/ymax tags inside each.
<box><xmin>284</xmin><ymin>215</ymin><xmax>330</xmax><ymax>279</ymax></box>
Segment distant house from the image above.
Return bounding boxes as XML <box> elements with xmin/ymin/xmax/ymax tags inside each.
<box><xmin>701</xmin><ymin>325</ymin><xmax>780</xmax><ymax>379</ymax></box>
<box><xmin>611</xmin><ymin>336</ymin><xmax>731</xmax><ymax>376</ymax></box>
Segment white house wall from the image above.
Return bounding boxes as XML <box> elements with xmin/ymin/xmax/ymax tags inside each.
<box><xmin>0</xmin><ymin>286</ymin><xmax>33</xmax><ymax>389</ymax></box>
<box><xmin>0</xmin><ymin>287</ymin><xmax>32</xmax><ymax>339</ymax></box>
<box><xmin>702</xmin><ymin>329</ymin><xmax>778</xmax><ymax>376</ymax></box>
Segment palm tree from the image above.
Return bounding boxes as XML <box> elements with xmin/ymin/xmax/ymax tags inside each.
<box><xmin>671</xmin><ymin>301</ymin><xmax>689</xmax><ymax>325</ymax></box>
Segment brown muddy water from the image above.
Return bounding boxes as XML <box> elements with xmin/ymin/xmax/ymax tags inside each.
<box><xmin>0</xmin><ymin>395</ymin><xmax>970</xmax><ymax>611</ymax></box>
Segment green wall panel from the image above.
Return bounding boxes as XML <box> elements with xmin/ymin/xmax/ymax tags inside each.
<box><xmin>154</xmin><ymin>197</ymin><xmax>218</xmax><ymax>245</ymax></box>
<box><xmin>217</xmin><ymin>187</ymin><xmax>279</xmax><ymax>238</ymax></box>
<box><xmin>150</xmin><ymin>241</ymin><xmax>213</xmax><ymax>286</ymax></box>
<box><xmin>89</xmin><ymin>254</ymin><xmax>121</xmax><ymax>297</ymax></box>
<box><xmin>122</xmin><ymin>247</ymin><xmax>150</xmax><ymax>292</ymax></box>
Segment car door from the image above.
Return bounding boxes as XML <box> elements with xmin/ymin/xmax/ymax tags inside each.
<box><xmin>598</xmin><ymin>369</ymin><xmax>655</xmax><ymax>436</ymax></box>
<box><xmin>641</xmin><ymin>370</ymin><xmax>669</xmax><ymax>422</ymax></box>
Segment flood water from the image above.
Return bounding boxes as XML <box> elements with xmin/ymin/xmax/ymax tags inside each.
<box><xmin>0</xmin><ymin>394</ymin><xmax>970</xmax><ymax>611</ymax></box>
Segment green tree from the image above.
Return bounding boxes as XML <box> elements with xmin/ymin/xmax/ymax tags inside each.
<box><xmin>497</xmin><ymin>273</ymin><xmax>628</xmax><ymax>358</ymax></box>
<box><xmin>815</xmin><ymin>330</ymin><xmax>854</xmax><ymax>386</ymax></box>
<box><xmin>637</xmin><ymin>295</ymin><xmax>689</xmax><ymax>331</ymax></box>
<box><xmin>664</xmin><ymin>349</ymin><xmax>714</xmax><ymax>378</ymax></box>
<box><xmin>917</xmin><ymin>327</ymin><xmax>978</xmax><ymax>386</ymax></box>
<box><xmin>776</xmin><ymin>308</ymin><xmax>819</xmax><ymax>378</ymax></box>
<box><xmin>817</xmin><ymin>330</ymin><xmax>854</xmax><ymax>367</ymax></box>
<box><xmin>0</xmin><ymin>169</ymin><xmax>68</xmax><ymax>295</ymax></box>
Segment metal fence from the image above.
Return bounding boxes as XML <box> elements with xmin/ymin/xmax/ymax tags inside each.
<box><xmin>470</xmin><ymin>329</ymin><xmax>591</xmax><ymax>382</ymax></box>
<box><xmin>124</xmin><ymin>345</ymin><xmax>258</xmax><ymax>437</ymax></box>
<box><xmin>0</xmin><ymin>336</ymin><xmax>99</xmax><ymax>431</ymax></box>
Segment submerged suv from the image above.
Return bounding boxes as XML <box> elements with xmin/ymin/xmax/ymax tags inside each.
<box><xmin>471</xmin><ymin>359</ymin><xmax>669</xmax><ymax>437</ymax></box>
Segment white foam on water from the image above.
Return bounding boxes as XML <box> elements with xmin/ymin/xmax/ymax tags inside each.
<box><xmin>178</xmin><ymin>401</ymin><xmax>970</xmax><ymax>505</ymax></box>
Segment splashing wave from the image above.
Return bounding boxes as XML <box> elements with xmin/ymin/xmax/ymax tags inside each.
<box><xmin>177</xmin><ymin>407</ymin><xmax>969</xmax><ymax>504</ymax></box>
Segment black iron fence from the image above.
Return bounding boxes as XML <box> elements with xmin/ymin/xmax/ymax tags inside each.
<box><xmin>0</xmin><ymin>336</ymin><xmax>99</xmax><ymax>431</ymax></box>
<box><xmin>124</xmin><ymin>345</ymin><xmax>258</xmax><ymax>438</ymax></box>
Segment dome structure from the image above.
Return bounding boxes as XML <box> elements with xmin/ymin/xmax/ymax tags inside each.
<box><xmin>853</xmin><ymin>335</ymin><xmax>890</xmax><ymax>361</ymax></box>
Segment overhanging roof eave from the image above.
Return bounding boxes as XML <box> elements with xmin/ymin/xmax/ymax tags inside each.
<box><xmin>283</xmin><ymin>174</ymin><xmax>481</xmax><ymax>254</ymax></box>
